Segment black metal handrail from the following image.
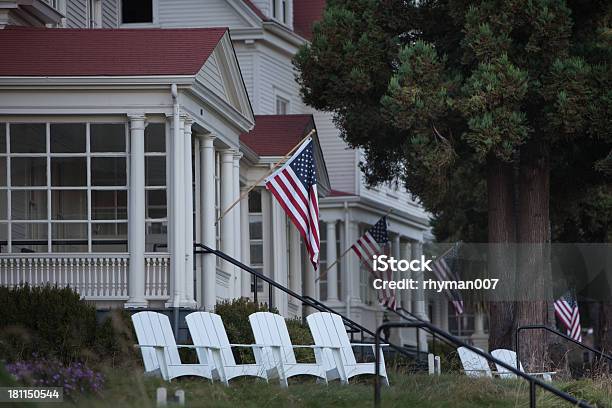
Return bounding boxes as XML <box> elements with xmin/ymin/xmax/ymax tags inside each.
<box><xmin>193</xmin><ymin>243</ymin><xmax>415</xmax><ymax>360</ymax></box>
<box><xmin>374</xmin><ymin>321</ymin><xmax>593</xmax><ymax>408</ymax></box>
<box><xmin>387</xmin><ymin>306</ymin><xmax>456</xmax><ymax>357</ymax></box>
<box><xmin>516</xmin><ymin>324</ymin><xmax>612</xmax><ymax>372</ymax></box>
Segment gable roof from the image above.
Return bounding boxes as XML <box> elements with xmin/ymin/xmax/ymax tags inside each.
<box><xmin>242</xmin><ymin>0</ymin><xmax>269</xmax><ymax>21</ymax></box>
<box><xmin>293</xmin><ymin>0</ymin><xmax>326</xmax><ymax>40</ymax></box>
<box><xmin>0</xmin><ymin>27</ymin><xmax>227</xmax><ymax>76</ymax></box>
<box><xmin>240</xmin><ymin>114</ymin><xmax>315</xmax><ymax>156</ymax></box>
<box><xmin>240</xmin><ymin>114</ymin><xmax>331</xmax><ymax>195</ymax></box>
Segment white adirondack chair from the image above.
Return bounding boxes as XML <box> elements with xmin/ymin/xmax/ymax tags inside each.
<box><xmin>306</xmin><ymin>312</ymin><xmax>390</xmax><ymax>386</ymax></box>
<box><xmin>131</xmin><ymin>311</ymin><xmax>212</xmax><ymax>381</ymax></box>
<box><xmin>457</xmin><ymin>346</ymin><xmax>493</xmax><ymax>378</ymax></box>
<box><xmin>248</xmin><ymin>312</ymin><xmax>329</xmax><ymax>387</ymax></box>
<box><xmin>491</xmin><ymin>349</ymin><xmax>555</xmax><ymax>381</ymax></box>
<box><xmin>185</xmin><ymin>311</ymin><xmax>269</xmax><ymax>385</ymax></box>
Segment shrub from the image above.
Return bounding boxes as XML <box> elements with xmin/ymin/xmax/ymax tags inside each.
<box><xmin>286</xmin><ymin>318</ymin><xmax>315</xmax><ymax>363</ymax></box>
<box><xmin>214</xmin><ymin>298</ymin><xmax>315</xmax><ymax>363</ymax></box>
<box><xmin>6</xmin><ymin>358</ymin><xmax>104</xmax><ymax>400</ymax></box>
<box><xmin>0</xmin><ymin>285</ymin><xmax>137</xmax><ymax>366</ymax></box>
<box><xmin>214</xmin><ymin>298</ymin><xmax>277</xmax><ymax>363</ymax></box>
<box><xmin>0</xmin><ymin>285</ymin><xmax>98</xmax><ymax>364</ymax></box>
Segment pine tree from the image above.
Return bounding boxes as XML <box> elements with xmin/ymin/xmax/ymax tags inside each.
<box><xmin>295</xmin><ymin>0</ymin><xmax>611</xmax><ymax>361</ymax></box>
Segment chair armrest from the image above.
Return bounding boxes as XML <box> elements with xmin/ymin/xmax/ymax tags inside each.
<box><xmin>175</xmin><ymin>344</ymin><xmax>216</xmax><ymax>350</ymax></box>
<box><xmin>230</xmin><ymin>343</ymin><xmax>273</xmax><ymax>348</ymax></box>
<box><xmin>351</xmin><ymin>343</ymin><xmax>390</xmax><ymax>347</ymax></box>
<box><xmin>293</xmin><ymin>345</ymin><xmax>341</xmax><ymax>349</ymax></box>
<box><xmin>134</xmin><ymin>344</ymin><xmax>166</xmax><ymax>349</ymax></box>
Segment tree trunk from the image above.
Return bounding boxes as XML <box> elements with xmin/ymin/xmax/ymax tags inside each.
<box><xmin>516</xmin><ymin>141</ymin><xmax>552</xmax><ymax>371</ymax></box>
<box><xmin>599</xmin><ymin>302</ymin><xmax>612</xmax><ymax>372</ymax></box>
<box><xmin>486</xmin><ymin>155</ymin><xmax>517</xmax><ymax>350</ymax></box>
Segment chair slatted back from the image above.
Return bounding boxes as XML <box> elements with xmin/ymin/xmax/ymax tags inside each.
<box><xmin>307</xmin><ymin>312</ymin><xmax>357</xmax><ymax>368</ymax></box>
<box><xmin>185</xmin><ymin>312</ymin><xmax>236</xmax><ymax>366</ymax></box>
<box><xmin>131</xmin><ymin>311</ymin><xmax>181</xmax><ymax>371</ymax></box>
<box><xmin>458</xmin><ymin>346</ymin><xmax>492</xmax><ymax>378</ymax></box>
<box><xmin>249</xmin><ymin>312</ymin><xmax>296</xmax><ymax>365</ymax></box>
<box><xmin>491</xmin><ymin>349</ymin><xmax>523</xmax><ymax>378</ymax></box>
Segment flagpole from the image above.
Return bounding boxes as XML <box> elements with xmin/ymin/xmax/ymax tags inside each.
<box><xmin>315</xmin><ymin>207</ymin><xmax>393</xmax><ymax>282</ymax></box>
<box><xmin>216</xmin><ymin>128</ymin><xmax>316</xmax><ymax>224</ymax></box>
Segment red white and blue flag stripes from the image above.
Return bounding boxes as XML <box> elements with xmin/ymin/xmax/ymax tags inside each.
<box><xmin>554</xmin><ymin>292</ymin><xmax>582</xmax><ymax>342</ymax></box>
<box><xmin>431</xmin><ymin>243</ymin><xmax>464</xmax><ymax>315</ymax></box>
<box><xmin>351</xmin><ymin>216</ymin><xmax>396</xmax><ymax>310</ymax></box>
<box><xmin>265</xmin><ymin>137</ymin><xmax>320</xmax><ymax>269</ymax></box>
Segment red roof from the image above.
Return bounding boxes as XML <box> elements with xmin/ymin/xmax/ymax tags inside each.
<box><xmin>0</xmin><ymin>27</ymin><xmax>227</xmax><ymax>77</ymax></box>
<box><xmin>293</xmin><ymin>0</ymin><xmax>326</xmax><ymax>40</ymax></box>
<box><xmin>242</xmin><ymin>0</ymin><xmax>269</xmax><ymax>21</ymax></box>
<box><xmin>241</xmin><ymin>114</ymin><xmax>314</xmax><ymax>156</ymax></box>
<box><xmin>329</xmin><ymin>189</ymin><xmax>354</xmax><ymax>197</ymax></box>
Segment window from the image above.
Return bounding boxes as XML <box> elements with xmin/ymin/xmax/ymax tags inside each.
<box><xmin>144</xmin><ymin>123</ymin><xmax>167</xmax><ymax>252</ymax></box>
<box><xmin>0</xmin><ymin>122</ymin><xmax>129</xmax><ymax>253</ymax></box>
<box><xmin>248</xmin><ymin>189</ymin><xmax>264</xmax><ymax>293</ymax></box>
<box><xmin>272</xmin><ymin>0</ymin><xmax>290</xmax><ymax>24</ymax></box>
<box><xmin>318</xmin><ymin>222</ymin><xmax>342</xmax><ymax>301</ymax></box>
<box><xmin>121</xmin><ymin>0</ymin><xmax>153</xmax><ymax>24</ymax></box>
<box><xmin>275</xmin><ymin>96</ymin><xmax>289</xmax><ymax>115</ymax></box>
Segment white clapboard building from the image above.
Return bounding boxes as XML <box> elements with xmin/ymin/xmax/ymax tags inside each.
<box><xmin>0</xmin><ymin>0</ymin><xmax>464</xmax><ymax>347</ymax></box>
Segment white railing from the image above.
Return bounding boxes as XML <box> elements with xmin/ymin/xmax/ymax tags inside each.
<box><xmin>144</xmin><ymin>253</ymin><xmax>171</xmax><ymax>299</ymax></box>
<box><xmin>0</xmin><ymin>254</ymin><xmax>129</xmax><ymax>300</ymax></box>
<box><xmin>0</xmin><ymin>253</ymin><xmax>172</xmax><ymax>301</ymax></box>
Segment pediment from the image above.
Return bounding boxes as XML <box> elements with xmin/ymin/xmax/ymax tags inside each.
<box><xmin>195</xmin><ymin>31</ymin><xmax>255</xmax><ymax>126</ymax></box>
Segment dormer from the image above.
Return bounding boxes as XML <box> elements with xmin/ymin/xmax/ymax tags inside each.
<box><xmin>247</xmin><ymin>0</ymin><xmax>292</xmax><ymax>29</ymax></box>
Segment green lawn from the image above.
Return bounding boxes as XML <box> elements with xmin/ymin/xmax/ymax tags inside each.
<box><xmin>56</xmin><ymin>369</ymin><xmax>611</xmax><ymax>408</ymax></box>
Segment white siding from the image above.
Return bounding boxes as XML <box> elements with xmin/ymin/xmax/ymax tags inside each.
<box><xmin>251</xmin><ymin>0</ymin><xmax>271</xmax><ymax>18</ymax></box>
<box><xmin>197</xmin><ymin>52</ymin><xmax>228</xmax><ymax>101</ymax></box>
<box><xmin>257</xmin><ymin>50</ymin><xmax>307</xmax><ymax>115</ymax></box>
<box><xmin>102</xmin><ymin>0</ymin><xmax>118</xmax><ymax>28</ymax></box>
<box><xmin>157</xmin><ymin>0</ymin><xmax>249</xmax><ymax>28</ymax></box>
<box><xmin>235</xmin><ymin>51</ymin><xmax>254</xmax><ymax>102</ymax></box>
<box><xmin>359</xmin><ymin>159</ymin><xmax>430</xmax><ymax>219</ymax></box>
<box><xmin>66</xmin><ymin>0</ymin><xmax>87</xmax><ymax>28</ymax></box>
<box><xmin>312</xmin><ymin>110</ymin><xmax>357</xmax><ymax>194</ymax></box>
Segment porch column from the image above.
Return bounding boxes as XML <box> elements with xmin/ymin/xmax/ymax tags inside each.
<box><xmin>411</xmin><ymin>240</ymin><xmax>428</xmax><ymax>351</ymax></box>
<box><xmin>400</xmin><ymin>239</ymin><xmax>415</xmax><ymax>346</ymax></box>
<box><xmin>240</xmin><ymin>186</ymin><xmax>251</xmax><ymax>297</ymax></box>
<box><xmin>169</xmin><ymin>115</ymin><xmax>186</xmax><ymax>308</ymax></box>
<box><xmin>199</xmin><ymin>133</ymin><xmax>216</xmax><ymax>311</ymax></box>
<box><xmin>183</xmin><ymin>117</ymin><xmax>195</xmax><ymax>307</ymax></box>
<box><xmin>471</xmin><ymin>309</ymin><xmax>489</xmax><ymax>351</ymax></box>
<box><xmin>400</xmin><ymin>241</ymin><xmax>412</xmax><ymax>313</ymax></box>
<box><xmin>326</xmin><ymin>221</ymin><xmax>339</xmax><ymax>302</ymax></box>
<box><xmin>232</xmin><ymin>150</ymin><xmax>242</xmax><ymax>297</ymax></box>
<box><xmin>272</xmin><ymin>198</ymin><xmax>287</xmax><ymax>315</ymax></box>
<box><xmin>126</xmin><ymin>113</ymin><xmax>147</xmax><ymax>308</ymax></box>
<box><xmin>440</xmin><ymin>297</ymin><xmax>449</xmax><ymax>331</ymax></box>
<box><xmin>348</xmin><ymin>221</ymin><xmax>361</xmax><ymax>304</ymax></box>
<box><xmin>393</xmin><ymin>234</ymin><xmax>401</xmax><ymax>309</ymax></box>
<box><xmin>388</xmin><ymin>233</ymin><xmax>402</xmax><ymax>345</ymax></box>
<box><xmin>220</xmin><ymin>149</ymin><xmax>235</xmax><ymax>297</ymax></box>
<box><xmin>289</xmin><ymin>224</ymin><xmax>302</xmax><ymax>315</ymax></box>
<box><xmin>303</xmin><ymin>249</ymin><xmax>316</xmax><ymax>316</ymax></box>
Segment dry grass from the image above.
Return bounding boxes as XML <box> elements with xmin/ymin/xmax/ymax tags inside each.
<box><xmin>55</xmin><ymin>369</ymin><xmax>611</xmax><ymax>408</ymax></box>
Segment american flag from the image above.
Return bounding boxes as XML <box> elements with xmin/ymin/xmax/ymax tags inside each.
<box><xmin>554</xmin><ymin>292</ymin><xmax>582</xmax><ymax>342</ymax></box>
<box><xmin>431</xmin><ymin>243</ymin><xmax>464</xmax><ymax>315</ymax></box>
<box><xmin>351</xmin><ymin>216</ymin><xmax>396</xmax><ymax>310</ymax></box>
<box><xmin>265</xmin><ymin>137</ymin><xmax>320</xmax><ymax>269</ymax></box>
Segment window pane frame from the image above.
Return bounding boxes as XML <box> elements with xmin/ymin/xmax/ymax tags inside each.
<box><xmin>2</xmin><ymin>121</ymin><xmax>129</xmax><ymax>253</ymax></box>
